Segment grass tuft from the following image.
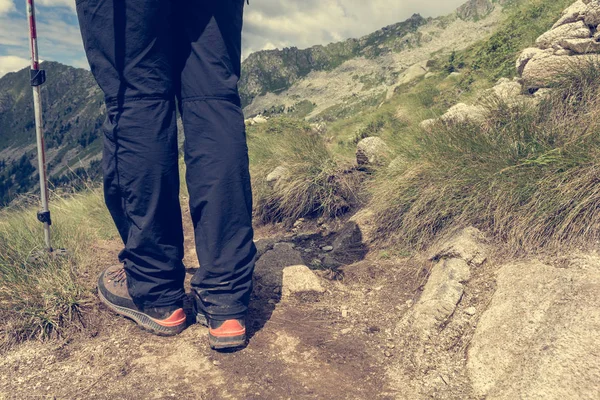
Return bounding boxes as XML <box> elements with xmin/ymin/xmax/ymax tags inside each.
<box><xmin>0</xmin><ymin>187</ymin><xmax>115</xmax><ymax>350</ymax></box>
<box><xmin>370</xmin><ymin>60</ymin><xmax>600</xmax><ymax>252</ymax></box>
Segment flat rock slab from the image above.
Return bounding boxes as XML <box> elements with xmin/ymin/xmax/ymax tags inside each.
<box><xmin>408</xmin><ymin>258</ymin><xmax>471</xmax><ymax>338</ymax></box>
<box><xmin>468</xmin><ymin>257</ymin><xmax>600</xmax><ymax>399</ymax></box>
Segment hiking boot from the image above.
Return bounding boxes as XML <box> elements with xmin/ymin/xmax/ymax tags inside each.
<box><xmin>195</xmin><ymin>309</ymin><xmax>247</xmax><ymax>350</ymax></box>
<box><xmin>97</xmin><ymin>265</ymin><xmax>187</xmax><ymax>336</ymax></box>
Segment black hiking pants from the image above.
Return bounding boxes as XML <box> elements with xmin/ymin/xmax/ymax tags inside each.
<box><xmin>76</xmin><ymin>0</ymin><xmax>256</xmax><ymax>320</ymax></box>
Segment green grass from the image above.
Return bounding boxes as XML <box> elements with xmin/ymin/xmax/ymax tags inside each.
<box><xmin>369</xmin><ymin>61</ymin><xmax>600</xmax><ymax>252</ymax></box>
<box><xmin>248</xmin><ymin>117</ymin><xmax>362</xmax><ymax>224</ymax></box>
<box><xmin>0</xmin><ymin>187</ymin><xmax>116</xmax><ymax>349</ymax></box>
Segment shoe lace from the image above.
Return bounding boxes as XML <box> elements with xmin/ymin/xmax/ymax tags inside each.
<box><xmin>106</xmin><ymin>267</ymin><xmax>127</xmax><ymax>286</ymax></box>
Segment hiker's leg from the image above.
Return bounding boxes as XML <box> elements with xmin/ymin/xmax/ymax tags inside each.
<box><xmin>174</xmin><ymin>0</ymin><xmax>256</xmax><ymax>320</ymax></box>
<box><xmin>76</xmin><ymin>0</ymin><xmax>185</xmax><ymax>309</ymax></box>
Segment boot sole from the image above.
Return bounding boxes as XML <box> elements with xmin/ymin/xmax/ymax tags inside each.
<box><xmin>197</xmin><ymin>313</ymin><xmax>247</xmax><ymax>350</ymax></box>
<box><xmin>98</xmin><ymin>288</ymin><xmax>186</xmax><ymax>336</ymax></box>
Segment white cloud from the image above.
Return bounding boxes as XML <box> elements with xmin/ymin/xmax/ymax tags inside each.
<box><xmin>36</xmin><ymin>0</ymin><xmax>75</xmax><ymax>10</ymax></box>
<box><xmin>242</xmin><ymin>0</ymin><xmax>469</xmax><ymax>56</ymax></box>
<box><xmin>0</xmin><ymin>0</ymin><xmax>15</xmax><ymax>15</ymax></box>
<box><xmin>0</xmin><ymin>55</ymin><xmax>29</xmax><ymax>78</ymax></box>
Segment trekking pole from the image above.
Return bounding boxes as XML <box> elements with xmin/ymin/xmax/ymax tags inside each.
<box><xmin>26</xmin><ymin>0</ymin><xmax>52</xmax><ymax>252</ymax></box>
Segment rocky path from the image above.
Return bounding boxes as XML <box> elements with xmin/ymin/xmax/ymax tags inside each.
<box><xmin>1</xmin><ymin>222</ymin><xmax>599</xmax><ymax>399</ymax></box>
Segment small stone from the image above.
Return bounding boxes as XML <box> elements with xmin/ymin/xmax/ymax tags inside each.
<box><xmin>304</xmin><ymin>248</ymin><xmax>313</xmax><ymax>253</ymax></box>
<box><xmin>384</xmin><ymin>350</ymin><xmax>393</xmax><ymax>358</ymax></box>
<box><xmin>342</xmin><ymin>309</ymin><xmax>349</xmax><ymax>318</ymax></box>
<box><xmin>321</xmin><ymin>245</ymin><xmax>334</xmax><ymax>252</ymax></box>
<box><xmin>386</xmin><ymin>343</ymin><xmax>396</xmax><ymax>349</ymax></box>
<box><xmin>465</xmin><ymin>306</ymin><xmax>477</xmax><ymax>316</ymax></box>
<box><xmin>281</xmin><ymin>265</ymin><xmax>325</xmax><ymax>297</ymax></box>
<box><xmin>212</xmin><ymin>360</ymin><xmax>221</xmax><ymax>366</ymax></box>
<box><xmin>406</xmin><ymin>300</ymin><xmax>413</xmax><ymax>308</ymax></box>
<box><xmin>340</xmin><ymin>328</ymin><xmax>352</xmax><ymax>335</ymax></box>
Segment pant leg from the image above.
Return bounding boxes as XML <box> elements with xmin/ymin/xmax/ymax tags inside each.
<box><xmin>76</xmin><ymin>0</ymin><xmax>185</xmax><ymax>309</ymax></box>
<box><xmin>173</xmin><ymin>0</ymin><xmax>256</xmax><ymax>320</ymax></box>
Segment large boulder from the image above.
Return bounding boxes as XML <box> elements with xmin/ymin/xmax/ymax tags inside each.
<box><xmin>516</xmin><ymin>47</ymin><xmax>544</xmax><ymax>76</ymax></box>
<box><xmin>584</xmin><ymin>0</ymin><xmax>600</xmax><ymax>27</ymax></box>
<box><xmin>522</xmin><ymin>52</ymin><xmax>600</xmax><ymax>89</ymax></box>
<box><xmin>551</xmin><ymin>0</ymin><xmax>587</xmax><ymax>29</ymax></box>
<box><xmin>440</xmin><ymin>103</ymin><xmax>487</xmax><ymax>125</ymax></box>
<box><xmin>535</xmin><ymin>20</ymin><xmax>590</xmax><ymax>49</ymax></box>
<box><xmin>468</xmin><ymin>257</ymin><xmax>600</xmax><ymax>399</ymax></box>
<box><xmin>491</xmin><ymin>78</ymin><xmax>523</xmax><ymax>104</ymax></box>
<box><xmin>559</xmin><ymin>37</ymin><xmax>600</xmax><ymax>53</ymax></box>
<box><xmin>356</xmin><ymin>137</ymin><xmax>392</xmax><ymax>167</ymax></box>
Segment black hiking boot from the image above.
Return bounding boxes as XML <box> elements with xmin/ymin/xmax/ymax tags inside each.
<box><xmin>97</xmin><ymin>265</ymin><xmax>187</xmax><ymax>336</ymax></box>
<box><xmin>194</xmin><ymin>301</ymin><xmax>247</xmax><ymax>350</ymax></box>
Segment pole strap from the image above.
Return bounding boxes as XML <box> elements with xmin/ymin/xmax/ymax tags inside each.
<box><xmin>37</xmin><ymin>210</ymin><xmax>52</xmax><ymax>226</ymax></box>
<box><xmin>30</xmin><ymin>69</ymin><xmax>46</xmax><ymax>86</ymax></box>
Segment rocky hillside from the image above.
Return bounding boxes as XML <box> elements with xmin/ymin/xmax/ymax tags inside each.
<box><xmin>0</xmin><ymin>62</ymin><xmax>104</xmax><ymax>205</ymax></box>
<box><xmin>0</xmin><ymin>0</ymin><xmax>520</xmax><ymax>206</ymax></box>
<box><xmin>240</xmin><ymin>0</ymin><xmax>510</xmax><ymax>119</ymax></box>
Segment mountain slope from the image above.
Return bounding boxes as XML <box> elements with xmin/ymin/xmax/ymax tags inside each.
<box><xmin>0</xmin><ymin>62</ymin><xmax>103</xmax><ymax>204</ymax></box>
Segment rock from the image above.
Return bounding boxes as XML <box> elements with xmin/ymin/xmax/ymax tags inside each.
<box><xmin>407</xmin><ymin>258</ymin><xmax>471</xmax><ymax>337</ymax></box>
<box><xmin>348</xmin><ymin>208</ymin><xmax>377</xmax><ymax>244</ymax></box>
<box><xmin>397</xmin><ymin>60</ymin><xmax>429</xmax><ymax>85</ymax></box>
<box><xmin>522</xmin><ymin>53</ymin><xmax>599</xmax><ymax>89</ymax></box>
<box><xmin>585</xmin><ymin>1</ymin><xmax>600</xmax><ymax>26</ymax></box>
<box><xmin>535</xmin><ymin>21</ymin><xmax>590</xmax><ymax>49</ymax></box>
<box><xmin>559</xmin><ymin>38</ymin><xmax>600</xmax><ymax>53</ymax></box>
<box><xmin>254</xmin><ymin>238</ymin><xmax>277</xmax><ymax>258</ymax></box>
<box><xmin>252</xmin><ymin>115</ymin><xmax>268</xmax><ymax>124</ymax></box>
<box><xmin>491</xmin><ymin>78</ymin><xmax>522</xmax><ymax>103</ymax></box>
<box><xmin>254</xmin><ymin>242</ymin><xmax>304</xmax><ymax>291</ymax></box>
<box><xmin>332</xmin><ymin>221</ymin><xmax>363</xmax><ymax>252</ymax></box>
<box><xmin>516</xmin><ymin>47</ymin><xmax>544</xmax><ymax>76</ymax></box>
<box><xmin>419</xmin><ymin>118</ymin><xmax>437</xmax><ymax>132</ymax></box>
<box><xmin>465</xmin><ymin>306</ymin><xmax>477</xmax><ymax>316</ymax></box>
<box><xmin>429</xmin><ymin>226</ymin><xmax>489</xmax><ymax>266</ymax></box>
<box><xmin>467</xmin><ymin>257</ymin><xmax>600</xmax><ymax>399</ymax></box>
<box><xmin>321</xmin><ymin>245</ymin><xmax>333</xmax><ymax>252</ymax></box>
<box><xmin>281</xmin><ymin>265</ymin><xmax>325</xmax><ymax>297</ymax></box>
<box><xmin>551</xmin><ymin>0</ymin><xmax>587</xmax><ymax>29</ymax></box>
<box><xmin>356</xmin><ymin>137</ymin><xmax>392</xmax><ymax>167</ymax></box>
<box><xmin>440</xmin><ymin>103</ymin><xmax>487</xmax><ymax>125</ymax></box>
<box><xmin>266</xmin><ymin>166</ymin><xmax>289</xmax><ymax>186</ymax></box>
<box><xmin>310</xmin><ymin>122</ymin><xmax>327</xmax><ymax>135</ymax></box>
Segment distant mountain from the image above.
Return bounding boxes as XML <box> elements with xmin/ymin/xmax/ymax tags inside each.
<box><xmin>0</xmin><ymin>0</ymin><xmax>510</xmax><ymax>206</ymax></box>
<box><xmin>238</xmin><ymin>13</ymin><xmax>428</xmax><ymax>108</ymax></box>
<box><xmin>0</xmin><ymin>62</ymin><xmax>103</xmax><ymax>205</ymax></box>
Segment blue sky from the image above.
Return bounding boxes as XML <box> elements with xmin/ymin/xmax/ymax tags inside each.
<box><xmin>0</xmin><ymin>0</ymin><xmax>468</xmax><ymax>78</ymax></box>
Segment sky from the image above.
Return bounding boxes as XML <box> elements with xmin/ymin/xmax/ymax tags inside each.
<box><xmin>0</xmin><ymin>0</ymin><xmax>468</xmax><ymax>78</ymax></box>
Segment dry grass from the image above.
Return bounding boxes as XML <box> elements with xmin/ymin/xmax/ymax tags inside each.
<box><xmin>370</xmin><ymin>61</ymin><xmax>600</xmax><ymax>253</ymax></box>
<box><xmin>0</xmin><ymin>187</ymin><xmax>115</xmax><ymax>349</ymax></box>
<box><xmin>248</xmin><ymin>118</ymin><xmax>362</xmax><ymax>224</ymax></box>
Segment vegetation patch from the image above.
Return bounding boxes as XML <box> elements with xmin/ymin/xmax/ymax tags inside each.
<box><xmin>370</xmin><ymin>62</ymin><xmax>600</xmax><ymax>252</ymax></box>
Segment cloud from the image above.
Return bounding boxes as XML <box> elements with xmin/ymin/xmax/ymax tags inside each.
<box><xmin>242</xmin><ymin>0</ymin><xmax>468</xmax><ymax>56</ymax></box>
<box><xmin>0</xmin><ymin>0</ymin><xmax>15</xmax><ymax>15</ymax></box>
<box><xmin>0</xmin><ymin>55</ymin><xmax>29</xmax><ymax>77</ymax></box>
<box><xmin>36</xmin><ymin>0</ymin><xmax>75</xmax><ymax>10</ymax></box>
<box><xmin>1</xmin><ymin>0</ymin><xmax>471</xmax><ymax>69</ymax></box>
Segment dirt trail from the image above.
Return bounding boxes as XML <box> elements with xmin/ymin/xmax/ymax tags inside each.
<box><xmin>0</xmin><ymin>214</ymin><xmax>421</xmax><ymax>400</ymax></box>
<box><xmin>2</xmin><ymin>219</ymin><xmax>599</xmax><ymax>399</ymax></box>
